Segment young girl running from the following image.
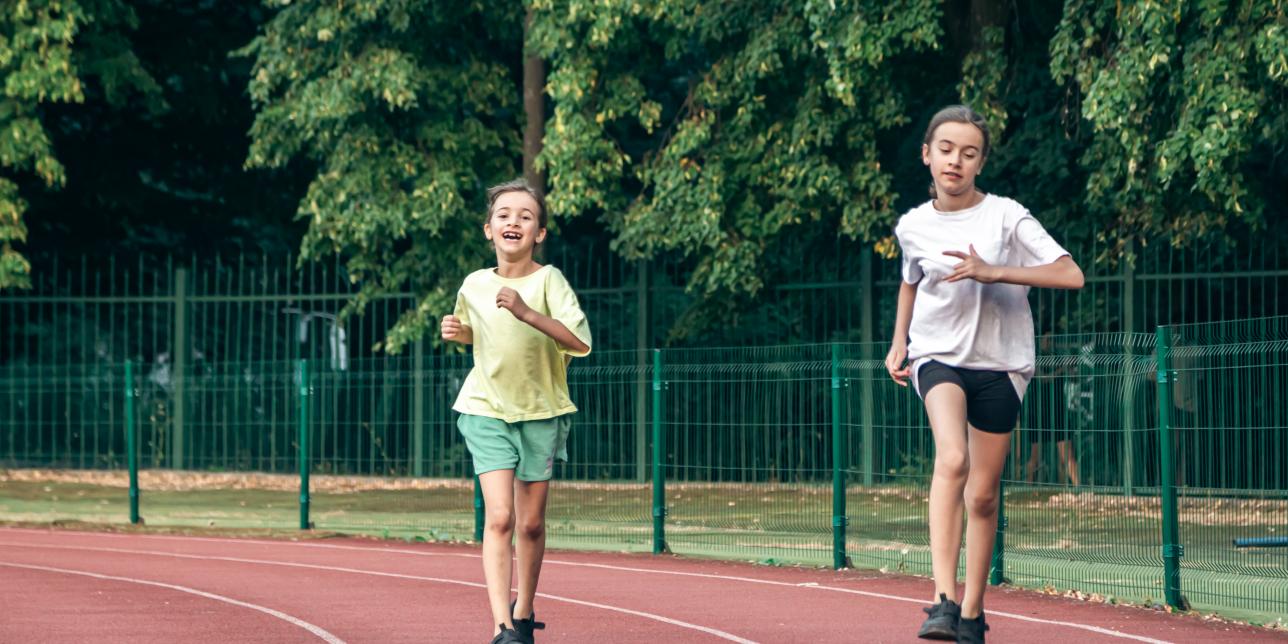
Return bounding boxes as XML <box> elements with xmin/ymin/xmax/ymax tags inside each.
<box><xmin>442</xmin><ymin>179</ymin><xmax>592</xmax><ymax>644</ymax></box>
<box><xmin>885</xmin><ymin>106</ymin><xmax>1084</xmax><ymax>643</ymax></box>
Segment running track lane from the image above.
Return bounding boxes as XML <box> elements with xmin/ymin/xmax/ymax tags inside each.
<box><xmin>0</xmin><ymin>528</ymin><xmax>1282</xmax><ymax>643</ymax></box>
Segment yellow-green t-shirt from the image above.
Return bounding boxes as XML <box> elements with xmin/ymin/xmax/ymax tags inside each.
<box><xmin>452</xmin><ymin>265</ymin><xmax>592</xmax><ymax>423</ymax></box>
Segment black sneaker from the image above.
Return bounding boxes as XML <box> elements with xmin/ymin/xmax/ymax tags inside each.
<box><xmin>489</xmin><ymin>624</ymin><xmax>525</xmax><ymax>644</ymax></box>
<box><xmin>510</xmin><ymin>600</ymin><xmax>546</xmax><ymax>644</ymax></box>
<box><xmin>956</xmin><ymin>612</ymin><xmax>989</xmax><ymax>644</ymax></box>
<box><xmin>917</xmin><ymin>593</ymin><xmax>960</xmax><ymax>640</ymax></box>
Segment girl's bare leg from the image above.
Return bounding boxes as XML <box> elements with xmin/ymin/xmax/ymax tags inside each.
<box><xmin>479</xmin><ymin>470</ymin><xmax>517</xmax><ymax>634</ymax></box>
<box><xmin>960</xmin><ymin>427</ymin><xmax>1012</xmax><ymax>618</ymax></box>
<box><xmin>512</xmin><ymin>479</ymin><xmax>550</xmax><ymax>620</ymax></box>
<box><xmin>924</xmin><ymin>384</ymin><xmax>970</xmax><ymax>602</ymax></box>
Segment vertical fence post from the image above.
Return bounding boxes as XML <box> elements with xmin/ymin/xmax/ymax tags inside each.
<box><xmin>298</xmin><ymin>359</ymin><xmax>311</xmax><ymax>530</ymax></box>
<box><xmin>831</xmin><ymin>343</ymin><xmax>849</xmax><ymax>569</ymax></box>
<box><xmin>412</xmin><ymin>339</ymin><xmax>425</xmax><ymax>477</ymax></box>
<box><xmin>1121</xmin><ymin>343</ymin><xmax>1137</xmax><ymax>497</ymax></box>
<box><xmin>1155</xmin><ymin>326</ymin><xmax>1187</xmax><ymax>609</ymax></box>
<box><xmin>1121</xmin><ymin>250</ymin><xmax>1136</xmax><ymax>496</ymax></box>
<box><xmin>859</xmin><ymin>248</ymin><xmax>876</xmax><ymax>486</ymax></box>
<box><xmin>171</xmin><ymin>268</ymin><xmax>188</xmax><ymax>470</ymax></box>
<box><xmin>473</xmin><ymin>475</ymin><xmax>484</xmax><ymax>542</ymax></box>
<box><xmin>989</xmin><ymin>476</ymin><xmax>1007</xmax><ymax>585</ymax></box>
<box><xmin>125</xmin><ymin>360</ymin><xmax>140</xmax><ymax>525</ymax></box>
<box><xmin>651</xmin><ymin>349</ymin><xmax>668</xmax><ymax>554</ymax></box>
<box><xmin>636</xmin><ymin>260</ymin><xmax>649</xmax><ymax>482</ymax></box>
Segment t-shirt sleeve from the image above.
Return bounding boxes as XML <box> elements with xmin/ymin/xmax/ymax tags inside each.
<box><xmin>545</xmin><ymin>269</ymin><xmax>593</xmax><ymax>357</ymax></box>
<box><xmin>1013</xmin><ymin>213</ymin><xmax>1070</xmax><ymax>267</ymax></box>
<box><xmin>895</xmin><ymin>221</ymin><xmax>923</xmax><ymax>284</ymax></box>
<box><xmin>452</xmin><ymin>288</ymin><xmax>471</xmax><ymax>329</ymax></box>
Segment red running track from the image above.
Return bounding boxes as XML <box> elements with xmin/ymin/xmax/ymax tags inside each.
<box><xmin>0</xmin><ymin>527</ymin><xmax>1282</xmax><ymax>643</ymax></box>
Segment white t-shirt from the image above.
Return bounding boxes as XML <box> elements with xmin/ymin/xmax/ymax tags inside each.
<box><xmin>895</xmin><ymin>194</ymin><xmax>1069</xmax><ymax>399</ymax></box>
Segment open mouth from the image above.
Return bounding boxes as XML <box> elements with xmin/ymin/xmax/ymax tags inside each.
<box><xmin>501</xmin><ymin>231</ymin><xmax>523</xmax><ymax>242</ymax></box>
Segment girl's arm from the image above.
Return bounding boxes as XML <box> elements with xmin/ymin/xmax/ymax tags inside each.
<box><xmin>885</xmin><ymin>280</ymin><xmax>917</xmax><ymax>386</ymax></box>
<box><xmin>944</xmin><ymin>246</ymin><xmax>1084</xmax><ymax>290</ymax></box>
<box><xmin>496</xmin><ymin>287</ymin><xmax>591</xmax><ymax>354</ymax></box>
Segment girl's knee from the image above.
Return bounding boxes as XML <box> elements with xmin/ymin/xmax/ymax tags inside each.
<box><xmin>965</xmin><ymin>487</ymin><xmax>998</xmax><ymax>516</ymax></box>
<box><xmin>485</xmin><ymin>509</ymin><xmax>514</xmax><ymax>534</ymax></box>
<box><xmin>516</xmin><ymin>518</ymin><xmax>545</xmax><ymax>542</ymax></box>
<box><xmin>934</xmin><ymin>451</ymin><xmax>969</xmax><ymax>479</ymax></box>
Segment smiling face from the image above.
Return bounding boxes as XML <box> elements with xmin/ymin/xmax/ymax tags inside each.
<box><xmin>484</xmin><ymin>190</ymin><xmax>546</xmax><ymax>261</ymax></box>
<box><xmin>922</xmin><ymin>120</ymin><xmax>988</xmax><ymax>200</ymax></box>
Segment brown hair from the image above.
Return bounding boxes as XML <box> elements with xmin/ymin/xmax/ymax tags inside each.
<box><xmin>485</xmin><ymin>179</ymin><xmax>548</xmax><ymax>229</ymax></box>
<box><xmin>923</xmin><ymin>105</ymin><xmax>991</xmax><ymax>198</ymax></box>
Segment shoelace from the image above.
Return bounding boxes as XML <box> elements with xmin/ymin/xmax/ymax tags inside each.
<box><xmin>922</xmin><ymin>593</ymin><xmax>956</xmax><ymax>616</ymax></box>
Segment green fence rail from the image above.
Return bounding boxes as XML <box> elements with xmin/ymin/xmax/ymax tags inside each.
<box><xmin>1</xmin><ymin>319</ymin><xmax>1285</xmax><ymax>621</ymax></box>
<box><xmin>3</xmin><ymin>235</ymin><xmax>1286</xmax><ymax>371</ymax></box>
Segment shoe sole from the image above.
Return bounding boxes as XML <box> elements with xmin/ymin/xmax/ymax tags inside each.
<box><xmin>917</xmin><ymin>625</ymin><xmax>958</xmax><ymax>640</ymax></box>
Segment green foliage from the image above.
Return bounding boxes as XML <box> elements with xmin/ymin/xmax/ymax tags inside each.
<box><xmin>531</xmin><ymin>0</ymin><xmax>942</xmax><ymax>336</ymax></box>
<box><xmin>958</xmin><ymin>25</ymin><xmax>1007</xmax><ymax>135</ymax></box>
<box><xmin>1050</xmin><ymin>0</ymin><xmax>1287</xmax><ymax>248</ymax></box>
<box><xmin>0</xmin><ymin>0</ymin><xmax>161</xmax><ymax>289</ymax></box>
<box><xmin>238</xmin><ymin>0</ymin><xmax>1287</xmax><ymax>347</ymax></box>
<box><xmin>241</xmin><ymin>0</ymin><xmax>526</xmax><ymax>352</ymax></box>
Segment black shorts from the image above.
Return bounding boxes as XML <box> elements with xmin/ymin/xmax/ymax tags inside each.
<box><xmin>916</xmin><ymin>361</ymin><xmax>1021</xmax><ymax>434</ymax></box>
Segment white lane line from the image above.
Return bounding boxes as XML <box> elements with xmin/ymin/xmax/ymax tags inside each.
<box><xmin>529</xmin><ymin>560</ymin><xmax>1173</xmax><ymax>644</ymax></box>
<box><xmin>0</xmin><ymin>541</ymin><xmax>754</xmax><ymax>643</ymax></box>
<box><xmin>0</xmin><ymin>529</ymin><xmax>1172</xmax><ymax>642</ymax></box>
<box><xmin>0</xmin><ymin>560</ymin><xmax>345</xmax><ymax>644</ymax></box>
<box><xmin>10</xmin><ymin>529</ymin><xmax>1170</xmax><ymax>643</ymax></box>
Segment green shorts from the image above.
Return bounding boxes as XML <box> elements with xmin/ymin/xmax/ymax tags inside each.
<box><xmin>456</xmin><ymin>413</ymin><xmax>571</xmax><ymax>482</ymax></box>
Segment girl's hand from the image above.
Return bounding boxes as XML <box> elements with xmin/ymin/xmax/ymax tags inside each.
<box><xmin>943</xmin><ymin>244</ymin><xmax>1002</xmax><ymax>283</ymax></box>
<box><xmin>496</xmin><ymin>287</ymin><xmax>532</xmax><ymax>320</ymax></box>
<box><xmin>885</xmin><ymin>343</ymin><xmax>911</xmax><ymax>386</ymax></box>
<box><xmin>441</xmin><ymin>315</ymin><xmax>463</xmax><ymax>341</ymax></box>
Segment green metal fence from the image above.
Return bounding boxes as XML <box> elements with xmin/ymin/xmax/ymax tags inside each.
<box><xmin>4</xmin><ymin>234</ymin><xmax>1286</xmax><ymax>372</ymax></box>
<box><xmin>998</xmin><ymin>334</ymin><xmax>1168</xmax><ymax>605</ymax></box>
<box><xmin>1160</xmin><ymin>316</ymin><xmax>1288</xmax><ymax>614</ymax></box>
<box><xmin>1</xmin><ymin>319</ymin><xmax>1286</xmax><ymax>621</ymax></box>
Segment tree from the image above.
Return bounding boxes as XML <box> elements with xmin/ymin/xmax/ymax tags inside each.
<box><xmin>239</xmin><ymin>0</ymin><xmax>1288</xmax><ymax>349</ymax></box>
<box><xmin>241</xmin><ymin>0</ymin><xmax>529</xmax><ymax>352</ymax></box>
<box><xmin>1050</xmin><ymin>0</ymin><xmax>1287</xmax><ymax>253</ymax></box>
<box><xmin>0</xmin><ymin>0</ymin><xmax>163</xmax><ymax>289</ymax></box>
<box><xmin>530</xmin><ymin>0</ymin><xmax>943</xmax><ymax>336</ymax></box>
<box><xmin>34</xmin><ymin>1</ymin><xmax>307</xmax><ymax>260</ymax></box>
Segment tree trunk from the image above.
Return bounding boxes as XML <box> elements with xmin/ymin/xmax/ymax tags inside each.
<box><xmin>969</xmin><ymin>0</ymin><xmax>1006</xmax><ymax>46</ymax></box>
<box><xmin>522</xmin><ymin>8</ymin><xmax>546</xmax><ymax>194</ymax></box>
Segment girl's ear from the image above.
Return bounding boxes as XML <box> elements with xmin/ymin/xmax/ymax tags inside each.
<box><xmin>483</xmin><ymin>221</ymin><xmax>494</xmax><ymax>241</ymax></box>
<box><xmin>921</xmin><ymin>143</ymin><xmax>930</xmax><ymax>166</ymax></box>
<box><xmin>535</xmin><ymin>227</ymin><xmax>548</xmax><ymax>245</ymax></box>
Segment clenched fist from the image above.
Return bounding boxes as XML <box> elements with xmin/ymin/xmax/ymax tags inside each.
<box><xmin>441</xmin><ymin>314</ymin><xmax>464</xmax><ymax>341</ymax></box>
<box><xmin>496</xmin><ymin>287</ymin><xmax>532</xmax><ymax>321</ymax></box>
